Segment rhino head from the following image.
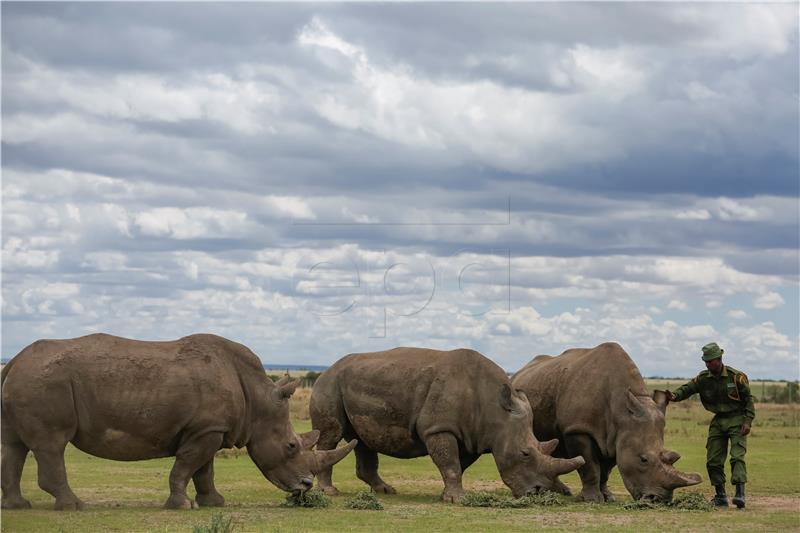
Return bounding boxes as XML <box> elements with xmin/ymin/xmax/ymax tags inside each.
<box><xmin>615</xmin><ymin>390</ymin><xmax>702</xmax><ymax>501</ymax></box>
<box><xmin>494</xmin><ymin>384</ymin><xmax>586</xmax><ymax>498</ymax></box>
<box><xmin>246</xmin><ymin>378</ymin><xmax>357</xmax><ymax>495</ymax></box>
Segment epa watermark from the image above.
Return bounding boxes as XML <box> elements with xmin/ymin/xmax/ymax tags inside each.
<box><xmin>292</xmin><ymin>248</ymin><xmax>511</xmax><ymax>338</ymax></box>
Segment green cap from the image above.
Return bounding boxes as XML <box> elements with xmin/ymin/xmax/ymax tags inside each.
<box><xmin>701</xmin><ymin>342</ymin><xmax>724</xmax><ymax>361</ymax></box>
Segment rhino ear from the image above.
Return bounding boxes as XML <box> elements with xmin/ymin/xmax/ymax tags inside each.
<box><xmin>272</xmin><ymin>379</ymin><xmax>300</xmax><ymax>402</ymax></box>
<box><xmin>299</xmin><ymin>430</ymin><xmax>320</xmax><ymax>450</ymax></box>
<box><xmin>539</xmin><ymin>438</ymin><xmax>559</xmax><ymax>455</ymax></box>
<box><xmin>625</xmin><ymin>389</ymin><xmax>646</xmax><ymax>418</ymax></box>
<box><xmin>652</xmin><ymin>390</ymin><xmax>669</xmax><ymax>415</ymax></box>
<box><xmin>500</xmin><ymin>383</ymin><xmax>516</xmax><ymax>412</ymax></box>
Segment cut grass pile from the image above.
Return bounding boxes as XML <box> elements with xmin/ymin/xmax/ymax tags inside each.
<box><xmin>280</xmin><ymin>489</ymin><xmax>331</xmax><ymax>508</ymax></box>
<box><xmin>622</xmin><ymin>492</ymin><xmax>713</xmax><ymax>512</ymax></box>
<box><xmin>344</xmin><ymin>491</ymin><xmax>384</xmax><ymax>510</ymax></box>
<box><xmin>461</xmin><ymin>490</ymin><xmax>565</xmax><ymax>508</ymax></box>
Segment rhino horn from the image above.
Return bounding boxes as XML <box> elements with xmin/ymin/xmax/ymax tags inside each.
<box><xmin>312</xmin><ymin>439</ymin><xmax>358</xmax><ymax>473</ymax></box>
<box><xmin>275</xmin><ymin>375</ymin><xmax>291</xmax><ymax>386</ymax></box>
<box><xmin>539</xmin><ymin>438</ymin><xmax>559</xmax><ymax>455</ymax></box>
<box><xmin>299</xmin><ymin>430</ymin><xmax>320</xmax><ymax>450</ymax></box>
<box><xmin>546</xmin><ymin>455</ymin><xmax>585</xmax><ymax>477</ymax></box>
<box><xmin>652</xmin><ymin>390</ymin><xmax>669</xmax><ymax>414</ymax></box>
<box><xmin>663</xmin><ymin>465</ymin><xmax>702</xmax><ymax>489</ymax></box>
<box><xmin>660</xmin><ymin>449</ymin><xmax>680</xmax><ymax>465</ymax></box>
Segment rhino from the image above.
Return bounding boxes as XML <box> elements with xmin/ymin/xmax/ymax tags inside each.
<box><xmin>511</xmin><ymin>342</ymin><xmax>702</xmax><ymax>502</ymax></box>
<box><xmin>1</xmin><ymin>333</ymin><xmax>356</xmax><ymax>510</ymax></box>
<box><xmin>310</xmin><ymin>347</ymin><xmax>585</xmax><ymax>502</ymax></box>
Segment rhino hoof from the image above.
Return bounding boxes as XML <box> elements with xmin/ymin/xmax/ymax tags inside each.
<box><xmin>164</xmin><ymin>494</ymin><xmax>194</xmax><ymax>510</ymax></box>
<box><xmin>54</xmin><ymin>499</ymin><xmax>84</xmax><ymax>511</ymax></box>
<box><xmin>372</xmin><ymin>484</ymin><xmax>396</xmax><ymax>495</ymax></box>
<box><xmin>577</xmin><ymin>491</ymin><xmax>604</xmax><ymax>503</ymax></box>
<box><xmin>441</xmin><ymin>490</ymin><xmax>464</xmax><ymax>504</ymax></box>
<box><xmin>196</xmin><ymin>492</ymin><xmax>225</xmax><ymax>507</ymax></box>
<box><xmin>602</xmin><ymin>491</ymin><xmax>616</xmax><ymax>502</ymax></box>
<box><xmin>2</xmin><ymin>497</ymin><xmax>32</xmax><ymax>510</ymax></box>
<box><xmin>320</xmin><ymin>486</ymin><xmax>340</xmax><ymax>496</ymax></box>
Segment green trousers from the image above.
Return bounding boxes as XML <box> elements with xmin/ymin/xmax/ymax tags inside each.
<box><xmin>706</xmin><ymin>413</ymin><xmax>747</xmax><ymax>486</ymax></box>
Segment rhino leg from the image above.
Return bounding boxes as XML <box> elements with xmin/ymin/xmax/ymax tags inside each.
<box><xmin>354</xmin><ymin>443</ymin><xmax>396</xmax><ymax>494</ymax></box>
<box><xmin>309</xmin><ymin>390</ymin><xmax>346</xmax><ymax>496</ymax></box>
<box><xmin>552</xmin><ymin>477</ymin><xmax>573</xmax><ymax>496</ymax></box>
<box><xmin>459</xmin><ymin>451</ymin><xmax>480</xmax><ymax>473</ymax></box>
<box><xmin>599</xmin><ymin>459</ymin><xmax>616</xmax><ymax>502</ymax></box>
<box><xmin>1</xmin><ymin>439</ymin><xmax>32</xmax><ymax>509</ymax></box>
<box><xmin>425</xmin><ymin>432</ymin><xmax>464</xmax><ymax>504</ymax></box>
<box><xmin>165</xmin><ymin>432</ymin><xmax>223</xmax><ymax>510</ymax></box>
<box><xmin>193</xmin><ymin>459</ymin><xmax>225</xmax><ymax>507</ymax></box>
<box><xmin>32</xmin><ymin>444</ymin><xmax>84</xmax><ymax>511</ymax></box>
<box><xmin>564</xmin><ymin>434</ymin><xmax>604</xmax><ymax>503</ymax></box>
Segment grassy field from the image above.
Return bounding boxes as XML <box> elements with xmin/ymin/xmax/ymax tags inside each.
<box><xmin>2</xmin><ymin>389</ymin><xmax>799</xmax><ymax>532</ymax></box>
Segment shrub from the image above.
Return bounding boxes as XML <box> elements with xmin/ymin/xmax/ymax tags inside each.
<box><xmin>192</xmin><ymin>513</ymin><xmax>235</xmax><ymax>533</ymax></box>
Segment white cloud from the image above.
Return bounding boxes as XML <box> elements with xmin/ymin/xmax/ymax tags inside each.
<box><xmin>754</xmin><ymin>291</ymin><xmax>785</xmax><ymax>310</ymax></box>
<box><xmin>727</xmin><ymin>309</ymin><xmax>748</xmax><ymax>319</ymax></box>
<box><xmin>134</xmin><ymin>207</ymin><xmax>249</xmax><ymax>239</ymax></box>
<box><xmin>262</xmin><ymin>196</ymin><xmax>316</xmax><ymax>220</ymax></box>
<box><xmin>3</xmin><ymin>238</ymin><xmax>59</xmax><ymax>270</ymax></box>
<box><xmin>667</xmin><ymin>299</ymin><xmax>689</xmax><ymax>311</ymax></box>
<box><xmin>674</xmin><ymin>208</ymin><xmax>711</xmax><ymax>220</ymax></box>
<box><xmin>717</xmin><ymin>198</ymin><xmax>762</xmax><ymax>221</ymax></box>
<box><xmin>683</xmin><ymin>324</ymin><xmax>717</xmax><ymax>340</ymax></box>
<box><xmin>670</xmin><ymin>4</ymin><xmax>797</xmax><ymax>60</ymax></box>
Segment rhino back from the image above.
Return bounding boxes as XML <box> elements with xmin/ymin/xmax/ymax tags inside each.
<box><xmin>323</xmin><ymin>347</ymin><xmax>504</xmax><ymax>457</ymax></box>
<box><xmin>2</xmin><ymin>333</ymin><xmax>257</xmax><ymax>460</ymax></box>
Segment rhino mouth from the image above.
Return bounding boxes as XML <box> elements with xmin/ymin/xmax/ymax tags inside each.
<box><xmin>524</xmin><ymin>485</ymin><xmax>546</xmax><ymax>496</ymax></box>
<box><xmin>637</xmin><ymin>491</ymin><xmax>672</xmax><ymax>503</ymax></box>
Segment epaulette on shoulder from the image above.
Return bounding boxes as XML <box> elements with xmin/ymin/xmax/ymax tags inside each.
<box><xmin>727</xmin><ymin>366</ymin><xmax>748</xmax><ymax>384</ymax></box>
<box><xmin>697</xmin><ymin>369</ymin><xmax>710</xmax><ymax>379</ymax></box>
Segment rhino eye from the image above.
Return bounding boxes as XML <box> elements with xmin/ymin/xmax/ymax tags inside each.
<box><xmin>287</xmin><ymin>441</ymin><xmax>298</xmax><ymax>453</ymax></box>
<box><xmin>640</xmin><ymin>455</ymin><xmax>648</xmax><ymax>464</ymax></box>
<box><xmin>521</xmin><ymin>450</ymin><xmax>530</xmax><ymax>458</ymax></box>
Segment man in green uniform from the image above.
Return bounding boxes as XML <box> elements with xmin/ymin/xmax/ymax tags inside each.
<box><xmin>666</xmin><ymin>342</ymin><xmax>755</xmax><ymax>509</ymax></box>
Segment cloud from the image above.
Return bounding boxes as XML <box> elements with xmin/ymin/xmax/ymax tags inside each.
<box><xmin>668</xmin><ymin>300</ymin><xmax>689</xmax><ymax>311</ymax></box>
<box><xmin>1</xmin><ymin>4</ymin><xmax>797</xmax><ymax>380</ymax></box>
<box><xmin>754</xmin><ymin>291</ymin><xmax>785</xmax><ymax>310</ymax></box>
<box><xmin>674</xmin><ymin>209</ymin><xmax>711</xmax><ymax>221</ymax></box>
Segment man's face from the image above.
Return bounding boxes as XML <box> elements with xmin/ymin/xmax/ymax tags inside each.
<box><xmin>705</xmin><ymin>357</ymin><xmax>723</xmax><ymax>375</ymax></box>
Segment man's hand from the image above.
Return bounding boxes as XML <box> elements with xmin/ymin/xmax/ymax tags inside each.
<box><xmin>740</xmin><ymin>423</ymin><xmax>751</xmax><ymax>436</ymax></box>
<box><xmin>665</xmin><ymin>391</ymin><xmax>675</xmax><ymax>402</ymax></box>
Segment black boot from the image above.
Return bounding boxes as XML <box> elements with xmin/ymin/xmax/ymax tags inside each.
<box><xmin>712</xmin><ymin>484</ymin><xmax>729</xmax><ymax>507</ymax></box>
<box><xmin>732</xmin><ymin>483</ymin><xmax>745</xmax><ymax>509</ymax></box>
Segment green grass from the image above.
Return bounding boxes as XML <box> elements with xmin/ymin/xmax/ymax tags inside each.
<box><xmin>2</xmin><ymin>400</ymin><xmax>799</xmax><ymax>532</ymax></box>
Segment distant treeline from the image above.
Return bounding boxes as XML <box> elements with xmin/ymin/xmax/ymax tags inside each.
<box><xmin>644</xmin><ymin>379</ymin><xmax>799</xmax><ymax>404</ymax></box>
<box><xmin>267</xmin><ymin>371</ymin><xmax>322</xmax><ymax>388</ymax></box>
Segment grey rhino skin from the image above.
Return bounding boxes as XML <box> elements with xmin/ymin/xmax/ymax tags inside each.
<box><xmin>310</xmin><ymin>347</ymin><xmax>585</xmax><ymax>502</ymax></box>
<box><xmin>1</xmin><ymin>333</ymin><xmax>356</xmax><ymax>510</ymax></box>
<box><xmin>511</xmin><ymin>342</ymin><xmax>702</xmax><ymax>503</ymax></box>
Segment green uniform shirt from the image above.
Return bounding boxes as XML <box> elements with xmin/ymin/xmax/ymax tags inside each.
<box><xmin>672</xmin><ymin>365</ymin><xmax>756</xmax><ymax>423</ymax></box>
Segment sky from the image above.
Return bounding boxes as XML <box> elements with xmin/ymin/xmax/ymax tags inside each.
<box><xmin>2</xmin><ymin>3</ymin><xmax>798</xmax><ymax>379</ymax></box>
